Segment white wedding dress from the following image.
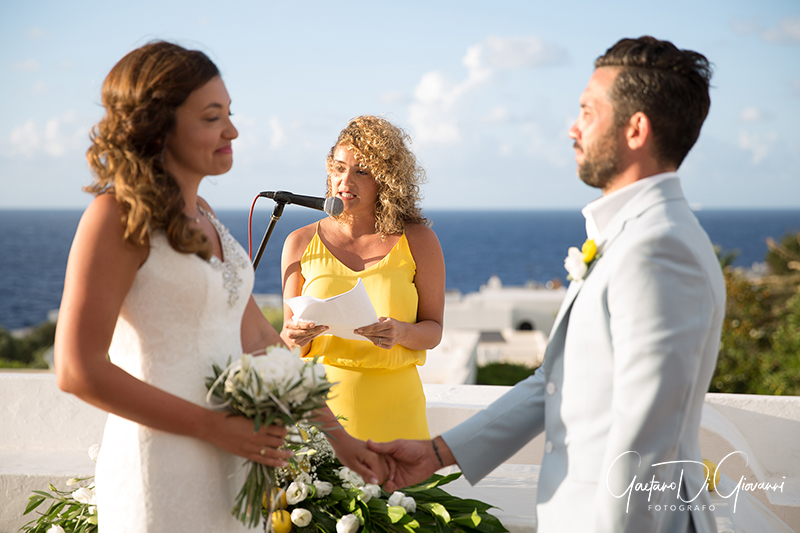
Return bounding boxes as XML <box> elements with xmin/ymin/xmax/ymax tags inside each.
<box><xmin>95</xmin><ymin>208</ymin><xmax>255</xmax><ymax>532</ymax></box>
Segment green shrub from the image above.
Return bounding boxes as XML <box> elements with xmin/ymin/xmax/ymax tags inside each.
<box><xmin>261</xmin><ymin>306</ymin><xmax>284</xmax><ymax>334</ymax></box>
<box><xmin>711</xmin><ymin>230</ymin><xmax>800</xmax><ymax>395</ymax></box>
<box><xmin>477</xmin><ymin>362</ymin><xmax>538</xmax><ymax>386</ymax></box>
<box><xmin>0</xmin><ymin>322</ymin><xmax>55</xmax><ymax>369</ymax></box>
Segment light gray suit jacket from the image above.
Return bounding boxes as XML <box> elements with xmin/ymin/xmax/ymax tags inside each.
<box><xmin>443</xmin><ymin>178</ymin><xmax>725</xmax><ymax>533</ymax></box>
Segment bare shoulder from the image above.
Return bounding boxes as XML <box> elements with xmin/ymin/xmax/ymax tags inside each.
<box><xmin>404</xmin><ymin>223</ymin><xmax>442</xmax><ymax>252</ymax></box>
<box><xmin>74</xmin><ymin>194</ymin><xmax>148</xmax><ymax>268</ymax></box>
<box><xmin>283</xmin><ymin>221</ymin><xmax>319</xmax><ymax>258</ymax></box>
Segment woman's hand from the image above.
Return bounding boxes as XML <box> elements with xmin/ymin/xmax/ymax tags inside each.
<box><xmin>205</xmin><ymin>411</ymin><xmax>291</xmax><ymax>467</ymax></box>
<box><xmin>355</xmin><ymin>317</ymin><xmax>407</xmax><ymax>349</ymax></box>
<box><xmin>281</xmin><ymin>318</ymin><xmax>328</xmax><ymax>349</ymax></box>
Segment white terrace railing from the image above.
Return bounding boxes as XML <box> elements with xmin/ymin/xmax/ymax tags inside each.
<box><xmin>1</xmin><ymin>373</ymin><xmax>798</xmax><ymax>533</ymax></box>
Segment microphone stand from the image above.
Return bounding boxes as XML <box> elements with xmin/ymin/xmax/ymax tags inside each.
<box><xmin>252</xmin><ymin>201</ymin><xmax>286</xmax><ymax>272</ymax></box>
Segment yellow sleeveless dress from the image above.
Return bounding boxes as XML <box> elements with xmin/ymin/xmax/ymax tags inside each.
<box><xmin>300</xmin><ymin>229</ymin><xmax>430</xmax><ymax>442</ymax></box>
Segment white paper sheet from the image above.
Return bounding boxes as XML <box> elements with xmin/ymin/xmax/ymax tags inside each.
<box><xmin>284</xmin><ymin>278</ymin><xmax>379</xmax><ymax>341</ymax></box>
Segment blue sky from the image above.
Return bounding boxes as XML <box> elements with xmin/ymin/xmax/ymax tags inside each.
<box><xmin>1</xmin><ymin>0</ymin><xmax>799</xmax><ymax>210</ymax></box>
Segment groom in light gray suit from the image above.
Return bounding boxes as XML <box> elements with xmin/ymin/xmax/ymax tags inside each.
<box><xmin>371</xmin><ymin>36</ymin><xmax>725</xmax><ymax>533</ymax></box>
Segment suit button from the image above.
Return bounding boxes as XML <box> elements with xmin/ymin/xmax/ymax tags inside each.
<box><xmin>545</xmin><ymin>441</ymin><xmax>553</xmax><ymax>454</ymax></box>
<box><xmin>546</xmin><ymin>382</ymin><xmax>556</xmax><ymax>395</ymax></box>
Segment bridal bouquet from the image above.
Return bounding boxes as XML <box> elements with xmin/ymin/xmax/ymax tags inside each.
<box><xmin>266</xmin><ymin>426</ymin><xmax>508</xmax><ymax>533</ymax></box>
<box><xmin>206</xmin><ymin>346</ymin><xmax>333</xmax><ymax>528</ymax></box>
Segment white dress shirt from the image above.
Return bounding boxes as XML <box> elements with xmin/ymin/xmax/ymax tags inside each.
<box><xmin>581</xmin><ymin>172</ymin><xmax>679</xmax><ymax>240</ymax></box>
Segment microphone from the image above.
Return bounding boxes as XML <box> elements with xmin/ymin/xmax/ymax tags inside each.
<box><xmin>259</xmin><ymin>191</ymin><xmax>344</xmax><ymax>216</ymax></box>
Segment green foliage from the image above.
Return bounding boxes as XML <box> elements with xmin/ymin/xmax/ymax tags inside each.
<box><xmin>19</xmin><ymin>477</ymin><xmax>97</xmax><ymax>533</ymax></box>
<box><xmin>262</xmin><ymin>305</ymin><xmax>285</xmax><ymax>333</ymax></box>
<box><xmin>0</xmin><ymin>322</ymin><xmax>54</xmax><ymax>369</ymax></box>
<box><xmin>477</xmin><ymin>362</ymin><xmax>538</xmax><ymax>386</ymax></box>
<box><xmin>765</xmin><ymin>232</ymin><xmax>800</xmax><ymax>276</ymax></box>
<box><xmin>270</xmin><ymin>427</ymin><xmax>508</xmax><ymax>533</ymax></box>
<box><xmin>711</xmin><ymin>231</ymin><xmax>800</xmax><ymax>395</ymax></box>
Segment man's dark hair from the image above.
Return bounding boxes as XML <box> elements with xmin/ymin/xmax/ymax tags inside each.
<box><xmin>595</xmin><ymin>36</ymin><xmax>712</xmax><ymax>168</ymax></box>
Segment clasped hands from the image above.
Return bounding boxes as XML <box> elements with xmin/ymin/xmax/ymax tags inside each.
<box><xmin>334</xmin><ymin>436</ymin><xmax>455</xmax><ymax>493</ymax></box>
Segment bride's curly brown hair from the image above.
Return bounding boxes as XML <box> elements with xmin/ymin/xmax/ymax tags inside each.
<box><xmin>326</xmin><ymin>116</ymin><xmax>429</xmax><ymax>236</ymax></box>
<box><xmin>84</xmin><ymin>41</ymin><xmax>220</xmax><ymax>259</ymax></box>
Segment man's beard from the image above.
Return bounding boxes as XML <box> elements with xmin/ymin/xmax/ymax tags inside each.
<box><xmin>576</xmin><ymin>126</ymin><xmax>620</xmax><ymax>189</ymax></box>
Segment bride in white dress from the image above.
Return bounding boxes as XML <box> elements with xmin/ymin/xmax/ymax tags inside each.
<box><xmin>54</xmin><ymin>41</ymin><xmax>385</xmax><ymax>531</ymax></box>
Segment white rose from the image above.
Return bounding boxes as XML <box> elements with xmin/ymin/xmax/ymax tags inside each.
<box><xmin>401</xmin><ymin>495</ymin><xmax>416</xmax><ymax>514</ymax></box>
<box><xmin>338</xmin><ymin>467</ymin><xmax>365</xmax><ymax>488</ymax></box>
<box><xmin>387</xmin><ymin>491</ymin><xmax>405</xmax><ymax>507</ymax></box>
<box><xmin>72</xmin><ymin>487</ymin><xmax>96</xmax><ymax>505</ymax></box>
<box><xmin>360</xmin><ymin>484</ymin><xmax>381</xmax><ymax>503</ymax></box>
<box><xmin>87</xmin><ymin>444</ymin><xmax>101</xmax><ymax>462</ymax></box>
<box><xmin>336</xmin><ymin>513</ymin><xmax>360</xmax><ymax>533</ymax></box>
<box><xmin>46</xmin><ymin>526</ymin><xmax>66</xmax><ymax>533</ymax></box>
<box><xmin>286</xmin><ymin>481</ymin><xmax>309</xmax><ymax>505</ymax></box>
<box><xmin>291</xmin><ymin>508</ymin><xmax>313</xmax><ymax>527</ymax></box>
<box><xmin>564</xmin><ymin>246</ymin><xmax>588</xmax><ymax>281</ymax></box>
<box><xmin>313</xmin><ymin>480</ymin><xmax>333</xmax><ymax>498</ymax></box>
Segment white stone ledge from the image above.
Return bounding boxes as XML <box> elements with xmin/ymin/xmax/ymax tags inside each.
<box><xmin>2</xmin><ymin>374</ymin><xmax>798</xmax><ymax>533</ymax></box>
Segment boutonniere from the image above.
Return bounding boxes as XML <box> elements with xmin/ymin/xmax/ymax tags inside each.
<box><xmin>564</xmin><ymin>238</ymin><xmax>599</xmax><ymax>281</ymax></box>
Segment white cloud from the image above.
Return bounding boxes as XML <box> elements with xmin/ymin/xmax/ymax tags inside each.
<box><xmin>3</xmin><ymin>113</ymin><xmax>86</xmax><ymax>158</ymax></box>
<box><xmin>738</xmin><ymin>129</ymin><xmax>778</xmax><ymax>164</ymax></box>
<box><xmin>11</xmin><ymin>59</ymin><xmax>40</xmax><ymax>72</ymax></box>
<box><xmin>481</xmin><ymin>106</ymin><xmax>510</xmax><ymax>123</ymax></box>
<box><xmin>463</xmin><ymin>35</ymin><xmax>567</xmax><ymax>73</ymax></box>
<box><xmin>732</xmin><ymin>16</ymin><xmax>800</xmax><ymax>45</ymax></box>
<box><xmin>762</xmin><ymin>16</ymin><xmax>800</xmax><ymax>44</ymax></box>
<box><xmin>33</xmin><ymin>81</ymin><xmax>47</xmax><ymax>94</ymax></box>
<box><xmin>407</xmin><ymin>35</ymin><xmax>567</xmax><ymax>146</ymax></box>
<box><xmin>380</xmin><ymin>91</ymin><xmax>409</xmax><ymax>105</ymax></box>
<box><xmin>269</xmin><ymin>117</ymin><xmax>286</xmax><ymax>150</ymax></box>
<box><xmin>739</xmin><ymin>107</ymin><xmax>764</xmax><ymax>122</ymax></box>
<box><xmin>27</xmin><ymin>28</ymin><xmax>44</xmax><ymax>39</ymax></box>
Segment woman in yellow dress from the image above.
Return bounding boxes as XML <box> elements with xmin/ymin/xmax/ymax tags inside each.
<box><xmin>280</xmin><ymin>115</ymin><xmax>445</xmax><ymax>443</ymax></box>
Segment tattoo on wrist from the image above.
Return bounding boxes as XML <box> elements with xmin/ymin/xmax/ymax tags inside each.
<box><xmin>432</xmin><ymin>438</ymin><xmax>445</xmax><ymax>467</ymax></box>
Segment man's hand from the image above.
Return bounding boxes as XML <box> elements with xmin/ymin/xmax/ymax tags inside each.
<box><xmin>368</xmin><ymin>437</ymin><xmax>455</xmax><ymax>492</ymax></box>
<box><xmin>328</xmin><ymin>431</ymin><xmax>390</xmax><ymax>485</ymax></box>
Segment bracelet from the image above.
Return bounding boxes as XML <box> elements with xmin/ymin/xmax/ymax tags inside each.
<box><xmin>431</xmin><ymin>438</ymin><xmax>445</xmax><ymax>468</ymax></box>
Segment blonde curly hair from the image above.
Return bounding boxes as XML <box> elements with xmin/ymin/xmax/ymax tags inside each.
<box><xmin>84</xmin><ymin>41</ymin><xmax>219</xmax><ymax>259</ymax></box>
<box><xmin>326</xmin><ymin>116</ymin><xmax>429</xmax><ymax>236</ymax></box>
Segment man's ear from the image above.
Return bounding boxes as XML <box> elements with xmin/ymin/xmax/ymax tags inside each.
<box><xmin>625</xmin><ymin>112</ymin><xmax>651</xmax><ymax>151</ymax></box>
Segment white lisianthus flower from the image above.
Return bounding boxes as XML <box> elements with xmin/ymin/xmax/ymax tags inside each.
<box><xmin>313</xmin><ymin>480</ymin><xmax>333</xmax><ymax>498</ymax></box>
<box><xmin>338</xmin><ymin>467</ymin><xmax>365</xmax><ymax>488</ymax></box>
<box><xmin>291</xmin><ymin>508</ymin><xmax>313</xmax><ymax>527</ymax></box>
<box><xmin>88</xmin><ymin>444</ymin><xmax>101</xmax><ymax>462</ymax></box>
<box><xmin>286</xmin><ymin>481</ymin><xmax>310</xmax><ymax>505</ymax></box>
<box><xmin>46</xmin><ymin>526</ymin><xmax>66</xmax><ymax>533</ymax></box>
<box><xmin>360</xmin><ymin>484</ymin><xmax>381</xmax><ymax>503</ymax></box>
<box><xmin>564</xmin><ymin>246</ymin><xmax>588</xmax><ymax>281</ymax></box>
<box><xmin>336</xmin><ymin>513</ymin><xmax>360</xmax><ymax>533</ymax></box>
<box><xmin>295</xmin><ymin>472</ymin><xmax>313</xmax><ymax>485</ymax></box>
<box><xmin>66</xmin><ymin>478</ymin><xmax>79</xmax><ymax>486</ymax></box>
<box><xmin>72</xmin><ymin>487</ymin><xmax>96</xmax><ymax>506</ymax></box>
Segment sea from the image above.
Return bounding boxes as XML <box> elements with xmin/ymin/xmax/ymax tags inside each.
<box><xmin>1</xmin><ymin>208</ymin><xmax>798</xmax><ymax>331</ymax></box>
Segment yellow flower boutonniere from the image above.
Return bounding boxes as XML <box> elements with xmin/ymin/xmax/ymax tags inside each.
<box><xmin>564</xmin><ymin>238</ymin><xmax>600</xmax><ymax>281</ymax></box>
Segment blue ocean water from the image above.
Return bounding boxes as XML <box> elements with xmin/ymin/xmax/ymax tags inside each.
<box><xmin>0</xmin><ymin>207</ymin><xmax>798</xmax><ymax>330</ymax></box>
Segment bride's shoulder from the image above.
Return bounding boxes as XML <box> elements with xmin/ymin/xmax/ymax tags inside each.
<box><xmin>76</xmin><ymin>194</ymin><xmax>148</xmax><ymax>263</ymax></box>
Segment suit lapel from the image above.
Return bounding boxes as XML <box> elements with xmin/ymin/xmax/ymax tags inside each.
<box><xmin>542</xmin><ymin>178</ymin><xmax>687</xmax><ymax>373</ymax></box>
